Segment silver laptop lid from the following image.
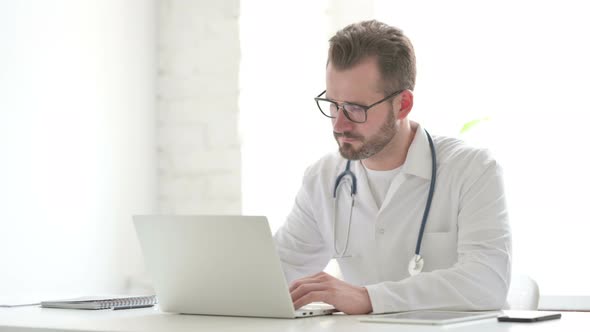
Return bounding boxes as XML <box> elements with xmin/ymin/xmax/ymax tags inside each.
<box><xmin>133</xmin><ymin>215</ymin><xmax>298</xmax><ymax>318</ymax></box>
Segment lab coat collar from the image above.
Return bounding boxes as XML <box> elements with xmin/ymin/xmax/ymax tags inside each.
<box><xmin>402</xmin><ymin>123</ymin><xmax>433</xmax><ymax>181</ymax></box>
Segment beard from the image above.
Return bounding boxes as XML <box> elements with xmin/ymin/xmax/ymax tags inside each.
<box><xmin>334</xmin><ymin>109</ymin><xmax>397</xmax><ymax>160</ymax></box>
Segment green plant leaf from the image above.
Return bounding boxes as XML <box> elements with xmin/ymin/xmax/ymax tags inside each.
<box><xmin>460</xmin><ymin>117</ymin><xmax>490</xmax><ymax>134</ymax></box>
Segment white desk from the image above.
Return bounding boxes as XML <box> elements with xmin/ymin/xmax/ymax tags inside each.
<box><xmin>1</xmin><ymin>306</ymin><xmax>588</xmax><ymax>332</ymax></box>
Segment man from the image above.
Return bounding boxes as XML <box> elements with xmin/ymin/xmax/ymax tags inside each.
<box><xmin>273</xmin><ymin>20</ymin><xmax>511</xmax><ymax>315</ymax></box>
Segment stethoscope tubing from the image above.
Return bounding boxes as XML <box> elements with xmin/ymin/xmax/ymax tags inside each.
<box><xmin>333</xmin><ymin>160</ymin><xmax>356</xmax><ymax>198</ymax></box>
<box><xmin>414</xmin><ymin>130</ymin><xmax>437</xmax><ymax>256</ymax></box>
<box><xmin>332</xmin><ymin>129</ymin><xmax>437</xmax><ymax>269</ymax></box>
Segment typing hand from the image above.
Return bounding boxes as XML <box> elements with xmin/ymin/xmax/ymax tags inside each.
<box><xmin>289</xmin><ymin>272</ymin><xmax>373</xmax><ymax>315</ymax></box>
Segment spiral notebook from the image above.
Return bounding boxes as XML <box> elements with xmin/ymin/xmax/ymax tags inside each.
<box><xmin>41</xmin><ymin>295</ymin><xmax>157</xmax><ymax>310</ymax></box>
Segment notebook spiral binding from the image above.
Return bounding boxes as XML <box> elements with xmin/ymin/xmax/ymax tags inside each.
<box><xmin>96</xmin><ymin>295</ymin><xmax>157</xmax><ymax>309</ymax></box>
<box><xmin>41</xmin><ymin>295</ymin><xmax>158</xmax><ymax>310</ymax></box>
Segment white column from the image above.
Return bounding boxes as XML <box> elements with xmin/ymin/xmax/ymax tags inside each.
<box><xmin>157</xmin><ymin>0</ymin><xmax>241</xmax><ymax>215</ymax></box>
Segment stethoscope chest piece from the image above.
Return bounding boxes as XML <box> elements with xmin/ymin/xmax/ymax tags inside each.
<box><xmin>408</xmin><ymin>254</ymin><xmax>424</xmax><ymax>276</ymax></box>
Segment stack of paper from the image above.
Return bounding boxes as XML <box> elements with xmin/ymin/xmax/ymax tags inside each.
<box><xmin>0</xmin><ymin>295</ymin><xmax>41</xmax><ymax>308</ymax></box>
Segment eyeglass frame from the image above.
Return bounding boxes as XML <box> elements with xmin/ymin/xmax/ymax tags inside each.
<box><xmin>314</xmin><ymin>89</ymin><xmax>405</xmax><ymax>123</ymax></box>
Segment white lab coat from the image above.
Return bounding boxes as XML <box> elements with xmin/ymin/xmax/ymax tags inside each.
<box><xmin>273</xmin><ymin>124</ymin><xmax>511</xmax><ymax>314</ymax></box>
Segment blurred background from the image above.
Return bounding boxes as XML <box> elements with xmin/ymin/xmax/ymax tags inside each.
<box><xmin>0</xmin><ymin>0</ymin><xmax>588</xmax><ymax>301</ymax></box>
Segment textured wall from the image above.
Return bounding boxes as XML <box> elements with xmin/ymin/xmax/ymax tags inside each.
<box><xmin>157</xmin><ymin>0</ymin><xmax>241</xmax><ymax>214</ymax></box>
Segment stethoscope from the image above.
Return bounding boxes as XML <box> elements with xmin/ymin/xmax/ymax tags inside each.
<box><xmin>332</xmin><ymin>130</ymin><xmax>437</xmax><ymax>276</ymax></box>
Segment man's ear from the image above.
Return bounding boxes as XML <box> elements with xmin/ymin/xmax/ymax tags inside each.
<box><xmin>396</xmin><ymin>90</ymin><xmax>414</xmax><ymax>120</ymax></box>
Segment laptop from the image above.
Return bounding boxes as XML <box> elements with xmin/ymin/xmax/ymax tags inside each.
<box><xmin>133</xmin><ymin>215</ymin><xmax>337</xmax><ymax>318</ymax></box>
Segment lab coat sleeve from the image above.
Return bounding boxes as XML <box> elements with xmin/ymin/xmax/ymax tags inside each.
<box><xmin>365</xmin><ymin>159</ymin><xmax>511</xmax><ymax>314</ymax></box>
<box><xmin>273</xmin><ymin>177</ymin><xmax>332</xmax><ymax>284</ymax></box>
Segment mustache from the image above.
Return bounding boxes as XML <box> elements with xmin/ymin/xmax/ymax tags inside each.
<box><xmin>333</xmin><ymin>131</ymin><xmax>363</xmax><ymax>140</ymax></box>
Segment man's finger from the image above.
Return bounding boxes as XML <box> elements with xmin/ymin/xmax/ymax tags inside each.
<box><xmin>293</xmin><ymin>291</ymin><xmax>329</xmax><ymax>310</ymax></box>
<box><xmin>288</xmin><ymin>272</ymin><xmax>328</xmax><ymax>292</ymax></box>
<box><xmin>290</xmin><ymin>282</ymin><xmax>326</xmax><ymax>303</ymax></box>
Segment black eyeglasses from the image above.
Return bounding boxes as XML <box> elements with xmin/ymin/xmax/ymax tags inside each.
<box><xmin>314</xmin><ymin>89</ymin><xmax>405</xmax><ymax>123</ymax></box>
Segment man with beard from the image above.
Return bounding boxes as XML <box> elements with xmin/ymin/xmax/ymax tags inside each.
<box><xmin>273</xmin><ymin>20</ymin><xmax>512</xmax><ymax>315</ymax></box>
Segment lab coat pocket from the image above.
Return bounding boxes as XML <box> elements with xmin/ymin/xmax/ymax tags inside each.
<box><xmin>335</xmin><ymin>254</ymin><xmax>371</xmax><ymax>286</ymax></box>
<box><xmin>420</xmin><ymin>232</ymin><xmax>458</xmax><ymax>272</ymax></box>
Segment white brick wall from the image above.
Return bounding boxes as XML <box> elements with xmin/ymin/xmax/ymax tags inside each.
<box><xmin>158</xmin><ymin>0</ymin><xmax>241</xmax><ymax>214</ymax></box>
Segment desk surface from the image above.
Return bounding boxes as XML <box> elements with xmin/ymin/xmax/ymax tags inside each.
<box><xmin>1</xmin><ymin>306</ymin><xmax>588</xmax><ymax>332</ymax></box>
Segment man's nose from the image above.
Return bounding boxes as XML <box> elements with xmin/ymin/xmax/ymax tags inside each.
<box><xmin>332</xmin><ymin>106</ymin><xmax>354</xmax><ymax>132</ymax></box>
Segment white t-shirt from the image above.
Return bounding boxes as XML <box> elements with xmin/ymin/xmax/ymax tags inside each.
<box><xmin>362</xmin><ymin>164</ymin><xmax>402</xmax><ymax>209</ymax></box>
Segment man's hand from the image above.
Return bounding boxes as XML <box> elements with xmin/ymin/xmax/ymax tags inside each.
<box><xmin>289</xmin><ymin>272</ymin><xmax>373</xmax><ymax>315</ymax></box>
